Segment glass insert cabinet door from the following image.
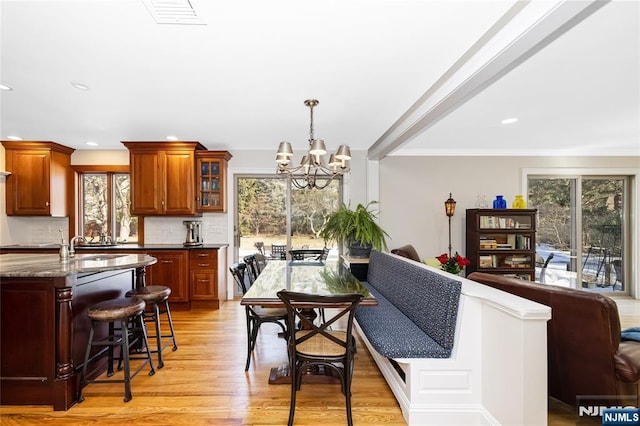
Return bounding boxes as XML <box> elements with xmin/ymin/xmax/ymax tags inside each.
<box><xmin>196</xmin><ymin>151</ymin><xmax>231</xmax><ymax>212</ymax></box>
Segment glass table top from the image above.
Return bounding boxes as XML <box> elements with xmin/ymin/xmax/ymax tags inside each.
<box><xmin>240</xmin><ymin>260</ymin><xmax>375</xmax><ymax>306</ymax></box>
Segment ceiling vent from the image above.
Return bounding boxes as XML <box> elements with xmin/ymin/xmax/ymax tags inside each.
<box><xmin>142</xmin><ymin>0</ymin><xmax>205</xmax><ymax>25</ymax></box>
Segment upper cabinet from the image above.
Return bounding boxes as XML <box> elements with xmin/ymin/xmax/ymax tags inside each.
<box><xmin>1</xmin><ymin>141</ymin><xmax>75</xmax><ymax>216</ymax></box>
<box><xmin>196</xmin><ymin>151</ymin><xmax>232</xmax><ymax>213</ymax></box>
<box><xmin>122</xmin><ymin>141</ymin><xmax>206</xmax><ymax>216</ymax></box>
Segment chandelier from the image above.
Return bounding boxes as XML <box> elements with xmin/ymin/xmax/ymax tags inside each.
<box><xmin>276</xmin><ymin>99</ymin><xmax>351</xmax><ymax>189</ymax></box>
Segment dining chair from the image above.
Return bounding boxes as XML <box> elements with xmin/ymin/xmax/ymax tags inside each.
<box><xmin>276</xmin><ymin>290</ymin><xmax>364</xmax><ymax>426</ymax></box>
<box><xmin>230</xmin><ymin>264</ymin><xmax>288</xmax><ymax>371</ymax></box>
<box><xmin>270</xmin><ymin>244</ymin><xmax>287</xmax><ymax>259</ymax></box>
<box><xmin>254</xmin><ymin>252</ymin><xmax>268</xmax><ymax>271</ymax></box>
<box><xmin>315</xmin><ymin>247</ymin><xmax>330</xmax><ymax>262</ymax></box>
<box><xmin>243</xmin><ymin>254</ymin><xmax>260</xmax><ymax>284</ymax></box>
<box><xmin>254</xmin><ymin>241</ymin><xmax>265</xmax><ymax>256</ymax></box>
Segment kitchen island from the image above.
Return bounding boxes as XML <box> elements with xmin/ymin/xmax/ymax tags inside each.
<box><xmin>1</xmin><ymin>244</ymin><xmax>229</xmax><ymax>311</ymax></box>
<box><xmin>0</xmin><ymin>253</ymin><xmax>157</xmax><ymax>411</ymax></box>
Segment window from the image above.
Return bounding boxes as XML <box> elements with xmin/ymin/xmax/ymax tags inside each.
<box><xmin>75</xmin><ymin>167</ymin><xmax>138</xmax><ymax>243</ymax></box>
<box><xmin>233</xmin><ymin>174</ymin><xmax>342</xmax><ymax>295</ymax></box>
<box><xmin>527</xmin><ymin>174</ymin><xmax>630</xmax><ymax>293</ymax></box>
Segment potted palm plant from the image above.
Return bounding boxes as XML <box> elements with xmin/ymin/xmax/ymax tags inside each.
<box><xmin>319</xmin><ymin>201</ymin><xmax>389</xmax><ymax>258</ymax></box>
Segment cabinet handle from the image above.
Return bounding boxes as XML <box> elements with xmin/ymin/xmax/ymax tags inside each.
<box><xmin>198</xmin><ymin>263</ymin><xmax>210</xmax><ymax>267</ymax></box>
<box><xmin>197</xmin><ymin>279</ymin><xmax>209</xmax><ymax>283</ymax></box>
<box><xmin>45</xmin><ymin>201</ymin><xmax>50</xmax><ymax>207</ymax></box>
<box><xmin>197</xmin><ymin>253</ymin><xmax>209</xmax><ymax>258</ymax></box>
<box><xmin>161</xmin><ymin>260</ymin><xmax>173</xmax><ymax>264</ymax></box>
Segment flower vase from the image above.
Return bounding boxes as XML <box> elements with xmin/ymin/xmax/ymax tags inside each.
<box><xmin>512</xmin><ymin>195</ymin><xmax>526</xmax><ymax>209</ymax></box>
<box><xmin>493</xmin><ymin>195</ymin><xmax>506</xmax><ymax>209</ymax></box>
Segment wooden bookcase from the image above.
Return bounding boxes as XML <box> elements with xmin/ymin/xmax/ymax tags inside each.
<box><xmin>465</xmin><ymin>208</ymin><xmax>537</xmax><ymax>280</ymax></box>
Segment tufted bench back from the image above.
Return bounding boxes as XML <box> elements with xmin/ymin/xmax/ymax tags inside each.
<box><xmin>367</xmin><ymin>250</ymin><xmax>461</xmax><ymax>354</ymax></box>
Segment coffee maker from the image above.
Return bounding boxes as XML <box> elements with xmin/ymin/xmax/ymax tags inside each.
<box><xmin>183</xmin><ymin>220</ymin><xmax>203</xmax><ymax>246</ymax></box>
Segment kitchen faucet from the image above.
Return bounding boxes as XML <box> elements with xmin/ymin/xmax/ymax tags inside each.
<box><xmin>69</xmin><ymin>235</ymin><xmax>85</xmax><ymax>258</ymax></box>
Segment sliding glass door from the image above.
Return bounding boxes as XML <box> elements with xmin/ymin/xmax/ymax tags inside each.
<box><xmin>233</xmin><ymin>175</ymin><xmax>342</xmax><ymax>294</ymax></box>
<box><xmin>528</xmin><ymin>176</ymin><xmax>628</xmax><ymax>293</ymax></box>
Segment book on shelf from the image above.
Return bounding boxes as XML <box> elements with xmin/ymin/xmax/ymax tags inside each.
<box><xmin>480</xmin><ymin>239</ymin><xmax>497</xmax><ymax>249</ymax></box>
<box><xmin>503</xmin><ymin>273</ymin><xmax>533</xmax><ymax>281</ymax></box>
<box><xmin>479</xmin><ymin>215</ymin><xmax>532</xmax><ymax>230</ymax></box>
<box><xmin>504</xmin><ymin>256</ymin><xmax>530</xmax><ymax>268</ymax></box>
<box><xmin>479</xmin><ymin>255</ymin><xmax>494</xmax><ymax>268</ymax></box>
<box><xmin>515</xmin><ymin>235</ymin><xmax>531</xmax><ymax>250</ymax></box>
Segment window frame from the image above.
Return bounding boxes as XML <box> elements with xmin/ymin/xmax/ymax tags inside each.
<box><xmin>523</xmin><ymin>167</ymin><xmax>638</xmax><ymax>297</ymax></box>
<box><xmin>71</xmin><ymin>165</ymin><xmax>138</xmax><ymax>243</ymax></box>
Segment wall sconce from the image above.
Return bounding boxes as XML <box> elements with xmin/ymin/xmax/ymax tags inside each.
<box><xmin>445</xmin><ymin>193</ymin><xmax>457</xmax><ymax>257</ymax></box>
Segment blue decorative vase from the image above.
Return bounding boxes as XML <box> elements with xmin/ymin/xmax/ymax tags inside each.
<box><xmin>493</xmin><ymin>195</ymin><xmax>507</xmax><ymax>209</ymax></box>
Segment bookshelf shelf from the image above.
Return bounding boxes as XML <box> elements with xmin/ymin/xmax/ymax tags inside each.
<box><xmin>466</xmin><ymin>208</ymin><xmax>537</xmax><ymax>280</ymax></box>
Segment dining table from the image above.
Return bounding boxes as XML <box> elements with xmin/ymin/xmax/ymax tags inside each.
<box><xmin>240</xmin><ymin>259</ymin><xmax>377</xmax><ymax>384</ymax></box>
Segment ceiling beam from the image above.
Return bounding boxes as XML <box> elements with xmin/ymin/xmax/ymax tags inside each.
<box><xmin>367</xmin><ymin>0</ymin><xmax>609</xmax><ymax>161</ymax></box>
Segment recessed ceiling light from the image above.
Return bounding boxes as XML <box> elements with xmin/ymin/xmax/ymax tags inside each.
<box><xmin>6</xmin><ymin>135</ymin><xmax>22</xmax><ymax>140</ymax></box>
<box><xmin>0</xmin><ymin>84</ymin><xmax>13</xmax><ymax>91</ymax></box>
<box><xmin>85</xmin><ymin>141</ymin><xmax>99</xmax><ymax>146</ymax></box>
<box><xmin>71</xmin><ymin>82</ymin><xmax>90</xmax><ymax>91</ymax></box>
<box><xmin>501</xmin><ymin>118</ymin><xmax>519</xmax><ymax>124</ymax></box>
<box><xmin>166</xmin><ymin>135</ymin><xmax>179</xmax><ymax>141</ymax></box>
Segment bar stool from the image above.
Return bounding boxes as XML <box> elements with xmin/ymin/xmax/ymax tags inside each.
<box><xmin>125</xmin><ymin>285</ymin><xmax>178</xmax><ymax>369</ymax></box>
<box><xmin>79</xmin><ymin>297</ymin><xmax>155</xmax><ymax>403</ymax></box>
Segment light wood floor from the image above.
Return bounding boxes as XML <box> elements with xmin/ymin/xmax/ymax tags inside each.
<box><xmin>1</xmin><ymin>297</ymin><xmax>638</xmax><ymax>425</ymax></box>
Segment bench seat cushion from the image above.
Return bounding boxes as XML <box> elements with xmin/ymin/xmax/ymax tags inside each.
<box><xmin>366</xmin><ymin>250</ymin><xmax>461</xmax><ymax>354</ymax></box>
<box><xmin>356</xmin><ymin>283</ymin><xmax>452</xmax><ymax>358</ymax></box>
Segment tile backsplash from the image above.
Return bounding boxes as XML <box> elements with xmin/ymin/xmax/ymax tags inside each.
<box><xmin>143</xmin><ymin>214</ymin><xmax>228</xmax><ymax>244</ymax></box>
<box><xmin>4</xmin><ymin>216</ymin><xmax>70</xmax><ymax>245</ymax></box>
<box><xmin>3</xmin><ymin>214</ymin><xmax>229</xmax><ymax>246</ymax></box>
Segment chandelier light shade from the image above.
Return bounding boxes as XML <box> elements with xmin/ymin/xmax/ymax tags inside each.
<box><xmin>276</xmin><ymin>99</ymin><xmax>351</xmax><ymax>189</ymax></box>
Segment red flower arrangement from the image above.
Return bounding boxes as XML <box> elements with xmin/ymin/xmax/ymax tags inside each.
<box><xmin>436</xmin><ymin>252</ymin><xmax>471</xmax><ymax>274</ymax></box>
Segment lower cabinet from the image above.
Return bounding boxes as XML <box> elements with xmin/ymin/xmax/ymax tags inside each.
<box><xmin>146</xmin><ymin>248</ymin><xmax>221</xmax><ymax>310</ymax></box>
<box><xmin>0</xmin><ymin>247</ymin><xmax>223</xmax><ymax>310</ymax></box>
<box><xmin>189</xmin><ymin>249</ymin><xmax>219</xmax><ymax>309</ymax></box>
<box><xmin>146</xmin><ymin>250</ymin><xmax>189</xmax><ymax>305</ymax></box>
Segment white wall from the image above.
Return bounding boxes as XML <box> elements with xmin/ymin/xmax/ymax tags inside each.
<box><xmin>377</xmin><ymin>155</ymin><xmax>640</xmax><ymax>296</ymax></box>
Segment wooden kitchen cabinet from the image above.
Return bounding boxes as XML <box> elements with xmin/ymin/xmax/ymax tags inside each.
<box><xmin>1</xmin><ymin>141</ymin><xmax>75</xmax><ymax>216</ymax></box>
<box><xmin>122</xmin><ymin>141</ymin><xmax>206</xmax><ymax>216</ymax></box>
<box><xmin>145</xmin><ymin>250</ymin><xmax>189</xmax><ymax>306</ymax></box>
<box><xmin>196</xmin><ymin>151</ymin><xmax>232</xmax><ymax>213</ymax></box>
<box><xmin>189</xmin><ymin>249</ymin><xmax>219</xmax><ymax>308</ymax></box>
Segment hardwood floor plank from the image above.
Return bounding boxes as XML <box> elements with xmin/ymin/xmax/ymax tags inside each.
<box><xmin>1</xmin><ymin>296</ymin><xmax>638</xmax><ymax>425</ymax></box>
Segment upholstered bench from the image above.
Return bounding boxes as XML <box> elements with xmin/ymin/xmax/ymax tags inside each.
<box><xmin>355</xmin><ymin>250</ymin><xmax>461</xmax><ymax>359</ymax></box>
<box><xmin>354</xmin><ymin>250</ymin><xmax>552</xmax><ymax>425</ymax></box>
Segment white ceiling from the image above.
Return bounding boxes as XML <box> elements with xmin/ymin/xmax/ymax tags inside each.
<box><xmin>1</xmin><ymin>0</ymin><xmax>638</xmax><ymax>157</ymax></box>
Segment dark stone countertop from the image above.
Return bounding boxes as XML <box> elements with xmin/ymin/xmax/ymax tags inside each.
<box><xmin>0</xmin><ymin>253</ymin><xmax>158</xmax><ymax>277</ymax></box>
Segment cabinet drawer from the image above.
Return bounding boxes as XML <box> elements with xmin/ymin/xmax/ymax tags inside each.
<box><xmin>189</xmin><ymin>250</ymin><xmax>217</xmax><ymax>270</ymax></box>
<box><xmin>190</xmin><ymin>271</ymin><xmax>216</xmax><ymax>300</ymax></box>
